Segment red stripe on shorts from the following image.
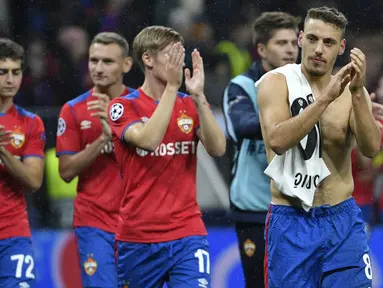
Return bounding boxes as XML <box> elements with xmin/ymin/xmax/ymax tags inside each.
<box><xmin>264</xmin><ymin>205</ymin><xmax>273</xmax><ymax>288</ymax></box>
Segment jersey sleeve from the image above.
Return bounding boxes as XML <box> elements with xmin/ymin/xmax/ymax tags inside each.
<box><xmin>108</xmin><ymin>98</ymin><xmax>141</xmax><ymax>143</ymax></box>
<box><xmin>23</xmin><ymin>115</ymin><xmax>46</xmax><ymax>159</ymax></box>
<box><xmin>56</xmin><ymin>103</ymin><xmax>81</xmax><ymax>156</ymax></box>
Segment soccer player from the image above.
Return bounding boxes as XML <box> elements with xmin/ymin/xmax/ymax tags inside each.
<box><xmin>107</xmin><ymin>26</ymin><xmax>226</xmax><ymax>288</ymax></box>
<box><xmin>56</xmin><ymin>32</ymin><xmax>133</xmax><ymax>288</ymax></box>
<box><xmin>257</xmin><ymin>7</ymin><xmax>380</xmax><ymax>287</ymax></box>
<box><xmin>0</xmin><ymin>38</ymin><xmax>45</xmax><ymax>288</ymax></box>
<box><xmin>222</xmin><ymin>12</ymin><xmax>300</xmax><ymax>288</ymax></box>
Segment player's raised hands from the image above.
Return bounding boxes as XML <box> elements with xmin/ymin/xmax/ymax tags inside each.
<box><xmin>87</xmin><ymin>93</ymin><xmax>110</xmax><ymax>120</ymax></box>
<box><xmin>185</xmin><ymin>48</ymin><xmax>205</xmax><ymax>97</ymax></box>
<box><xmin>165</xmin><ymin>42</ymin><xmax>185</xmax><ymax>88</ymax></box>
<box><xmin>323</xmin><ymin>62</ymin><xmax>352</xmax><ymax>102</ymax></box>
<box><xmin>100</xmin><ymin>118</ymin><xmax>112</xmax><ymax>141</ymax></box>
<box><xmin>349</xmin><ymin>48</ymin><xmax>366</xmax><ymax>93</ymax></box>
<box><xmin>87</xmin><ymin>93</ymin><xmax>112</xmax><ymax>141</ymax></box>
<box><xmin>0</xmin><ymin>125</ymin><xmax>12</xmax><ymax>147</ymax></box>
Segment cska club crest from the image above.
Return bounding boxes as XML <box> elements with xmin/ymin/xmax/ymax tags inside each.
<box><xmin>84</xmin><ymin>255</ymin><xmax>98</xmax><ymax>276</ymax></box>
<box><xmin>243</xmin><ymin>239</ymin><xmax>256</xmax><ymax>257</ymax></box>
<box><xmin>11</xmin><ymin>128</ymin><xmax>25</xmax><ymax>149</ymax></box>
<box><xmin>177</xmin><ymin>113</ymin><xmax>193</xmax><ymax>134</ymax></box>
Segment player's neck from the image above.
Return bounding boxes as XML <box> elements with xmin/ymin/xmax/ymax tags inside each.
<box><xmin>301</xmin><ymin>65</ymin><xmax>332</xmax><ymax>92</ymax></box>
<box><xmin>93</xmin><ymin>83</ymin><xmax>126</xmax><ymax>99</ymax></box>
<box><xmin>261</xmin><ymin>60</ymin><xmax>273</xmax><ymax>73</ymax></box>
<box><xmin>140</xmin><ymin>75</ymin><xmax>166</xmax><ymax>101</ymax></box>
<box><xmin>0</xmin><ymin>96</ymin><xmax>13</xmax><ymax>113</ymax></box>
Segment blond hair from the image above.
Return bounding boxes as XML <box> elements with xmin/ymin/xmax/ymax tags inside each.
<box><xmin>133</xmin><ymin>25</ymin><xmax>184</xmax><ymax>72</ymax></box>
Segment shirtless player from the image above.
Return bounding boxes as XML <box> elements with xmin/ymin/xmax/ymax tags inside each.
<box><xmin>257</xmin><ymin>7</ymin><xmax>380</xmax><ymax>288</ymax></box>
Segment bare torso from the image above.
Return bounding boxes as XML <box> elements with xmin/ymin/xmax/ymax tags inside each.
<box><xmin>263</xmin><ymin>87</ymin><xmax>356</xmax><ymax>207</ymax></box>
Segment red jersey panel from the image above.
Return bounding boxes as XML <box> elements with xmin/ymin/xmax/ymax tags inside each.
<box><xmin>351</xmin><ymin>148</ymin><xmax>373</xmax><ymax>206</ymax></box>
<box><xmin>0</xmin><ymin>105</ymin><xmax>45</xmax><ymax>240</ymax></box>
<box><xmin>56</xmin><ymin>88</ymin><xmax>132</xmax><ymax>233</ymax></box>
<box><xmin>108</xmin><ymin>88</ymin><xmax>206</xmax><ymax>243</ymax></box>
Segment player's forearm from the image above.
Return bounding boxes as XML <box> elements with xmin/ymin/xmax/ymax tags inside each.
<box><xmin>135</xmin><ymin>84</ymin><xmax>178</xmax><ymax>151</ymax></box>
<box><xmin>229</xmin><ymin>101</ymin><xmax>262</xmax><ymax>139</ymax></box>
<box><xmin>352</xmin><ymin>90</ymin><xmax>381</xmax><ymax>158</ymax></box>
<box><xmin>0</xmin><ymin>147</ymin><xmax>43</xmax><ymax>192</ymax></box>
<box><xmin>267</xmin><ymin>96</ymin><xmax>330</xmax><ymax>155</ymax></box>
<box><xmin>59</xmin><ymin>136</ymin><xmax>108</xmax><ymax>182</ymax></box>
<box><xmin>195</xmin><ymin>96</ymin><xmax>226</xmax><ymax>157</ymax></box>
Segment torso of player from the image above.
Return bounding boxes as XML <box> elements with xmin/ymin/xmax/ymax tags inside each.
<box><xmin>267</xmin><ymin>88</ymin><xmax>355</xmax><ymax>207</ymax></box>
<box><xmin>0</xmin><ymin>111</ymin><xmax>30</xmax><ymax>173</ymax></box>
<box><xmin>64</xmin><ymin>95</ymin><xmax>118</xmax><ymax>175</ymax></box>
<box><xmin>0</xmin><ymin>105</ymin><xmax>45</xmax><ymax>239</ymax></box>
<box><xmin>113</xmin><ymin>91</ymin><xmax>206</xmax><ymax>242</ymax></box>
<box><xmin>57</xmin><ymin>91</ymin><xmax>122</xmax><ymax>232</ymax></box>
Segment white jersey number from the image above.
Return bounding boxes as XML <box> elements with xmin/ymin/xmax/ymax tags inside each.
<box><xmin>10</xmin><ymin>254</ymin><xmax>35</xmax><ymax>279</ymax></box>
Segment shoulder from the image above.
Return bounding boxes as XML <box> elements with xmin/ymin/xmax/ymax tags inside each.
<box><xmin>109</xmin><ymin>91</ymin><xmax>139</xmax><ymax>114</ymax></box>
<box><xmin>177</xmin><ymin>91</ymin><xmax>194</xmax><ymax>105</ymax></box>
<box><xmin>14</xmin><ymin>105</ymin><xmax>37</xmax><ymax>120</ymax></box>
<box><xmin>14</xmin><ymin>105</ymin><xmax>45</xmax><ymax>133</ymax></box>
<box><xmin>112</xmin><ymin>89</ymin><xmax>140</xmax><ymax>106</ymax></box>
<box><xmin>256</xmin><ymin>71</ymin><xmax>287</xmax><ymax>91</ymax></box>
<box><xmin>66</xmin><ymin>90</ymin><xmax>92</xmax><ymax>108</ymax></box>
<box><xmin>255</xmin><ymin>64</ymin><xmax>299</xmax><ymax>89</ymax></box>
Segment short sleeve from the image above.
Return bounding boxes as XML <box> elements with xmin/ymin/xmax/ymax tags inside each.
<box><xmin>23</xmin><ymin>115</ymin><xmax>46</xmax><ymax>159</ymax></box>
<box><xmin>56</xmin><ymin>103</ymin><xmax>81</xmax><ymax>156</ymax></box>
<box><xmin>108</xmin><ymin>98</ymin><xmax>141</xmax><ymax>143</ymax></box>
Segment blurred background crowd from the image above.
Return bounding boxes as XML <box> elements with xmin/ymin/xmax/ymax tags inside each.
<box><xmin>1</xmin><ymin>0</ymin><xmax>383</xmax><ymax>229</ymax></box>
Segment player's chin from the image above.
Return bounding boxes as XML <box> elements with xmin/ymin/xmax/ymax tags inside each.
<box><xmin>0</xmin><ymin>91</ymin><xmax>17</xmax><ymax>98</ymax></box>
<box><xmin>92</xmin><ymin>79</ymin><xmax>110</xmax><ymax>87</ymax></box>
<box><xmin>307</xmin><ymin>65</ymin><xmax>326</xmax><ymax>77</ymax></box>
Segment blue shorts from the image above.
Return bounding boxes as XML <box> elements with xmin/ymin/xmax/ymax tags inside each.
<box><xmin>264</xmin><ymin>198</ymin><xmax>372</xmax><ymax>288</ymax></box>
<box><xmin>74</xmin><ymin>226</ymin><xmax>117</xmax><ymax>288</ymax></box>
<box><xmin>0</xmin><ymin>237</ymin><xmax>36</xmax><ymax>287</ymax></box>
<box><xmin>117</xmin><ymin>236</ymin><xmax>210</xmax><ymax>288</ymax></box>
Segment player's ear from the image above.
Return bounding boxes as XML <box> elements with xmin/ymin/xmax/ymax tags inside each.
<box><xmin>339</xmin><ymin>39</ymin><xmax>346</xmax><ymax>55</ymax></box>
<box><xmin>123</xmin><ymin>56</ymin><xmax>133</xmax><ymax>73</ymax></box>
<box><xmin>257</xmin><ymin>43</ymin><xmax>267</xmax><ymax>59</ymax></box>
<box><xmin>298</xmin><ymin>31</ymin><xmax>303</xmax><ymax>48</ymax></box>
<box><xmin>142</xmin><ymin>52</ymin><xmax>153</xmax><ymax>69</ymax></box>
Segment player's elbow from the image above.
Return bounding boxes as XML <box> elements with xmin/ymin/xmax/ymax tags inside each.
<box><xmin>267</xmin><ymin>128</ymin><xmax>287</xmax><ymax>155</ymax></box>
<box><xmin>145</xmin><ymin>143</ymin><xmax>158</xmax><ymax>152</ymax></box>
<box><xmin>205</xmin><ymin>139</ymin><xmax>226</xmax><ymax>157</ymax></box>
<box><xmin>27</xmin><ymin>178</ymin><xmax>43</xmax><ymax>193</ymax></box>
<box><xmin>137</xmin><ymin>141</ymin><xmax>157</xmax><ymax>152</ymax></box>
<box><xmin>268</xmin><ymin>137</ymin><xmax>286</xmax><ymax>155</ymax></box>
<box><xmin>361</xmin><ymin>142</ymin><xmax>381</xmax><ymax>159</ymax></box>
<box><xmin>59</xmin><ymin>168</ymin><xmax>76</xmax><ymax>183</ymax></box>
<box><xmin>128</xmin><ymin>132</ymin><xmax>158</xmax><ymax>152</ymax></box>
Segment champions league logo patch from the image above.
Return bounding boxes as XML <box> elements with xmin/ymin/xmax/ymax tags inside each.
<box><xmin>84</xmin><ymin>255</ymin><xmax>98</xmax><ymax>276</ymax></box>
<box><xmin>11</xmin><ymin>128</ymin><xmax>25</xmax><ymax>149</ymax></box>
<box><xmin>110</xmin><ymin>103</ymin><xmax>124</xmax><ymax>121</ymax></box>
<box><xmin>177</xmin><ymin>113</ymin><xmax>193</xmax><ymax>134</ymax></box>
<box><xmin>243</xmin><ymin>239</ymin><xmax>256</xmax><ymax>257</ymax></box>
<box><xmin>57</xmin><ymin>118</ymin><xmax>66</xmax><ymax>136</ymax></box>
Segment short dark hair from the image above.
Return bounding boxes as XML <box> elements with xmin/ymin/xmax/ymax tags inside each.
<box><xmin>304</xmin><ymin>7</ymin><xmax>348</xmax><ymax>37</ymax></box>
<box><xmin>91</xmin><ymin>32</ymin><xmax>129</xmax><ymax>57</ymax></box>
<box><xmin>253</xmin><ymin>12</ymin><xmax>300</xmax><ymax>46</ymax></box>
<box><xmin>0</xmin><ymin>38</ymin><xmax>25</xmax><ymax>68</ymax></box>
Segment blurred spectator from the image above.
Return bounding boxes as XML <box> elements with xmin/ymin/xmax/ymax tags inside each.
<box><xmin>352</xmin><ymin>147</ymin><xmax>377</xmax><ymax>224</ymax></box>
<box><xmin>215</xmin><ymin>15</ymin><xmax>253</xmax><ymax>78</ymax></box>
<box><xmin>16</xmin><ymin>37</ymin><xmax>59</xmax><ymax>106</ymax></box>
<box><xmin>55</xmin><ymin>26</ymin><xmax>89</xmax><ymax>103</ymax></box>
